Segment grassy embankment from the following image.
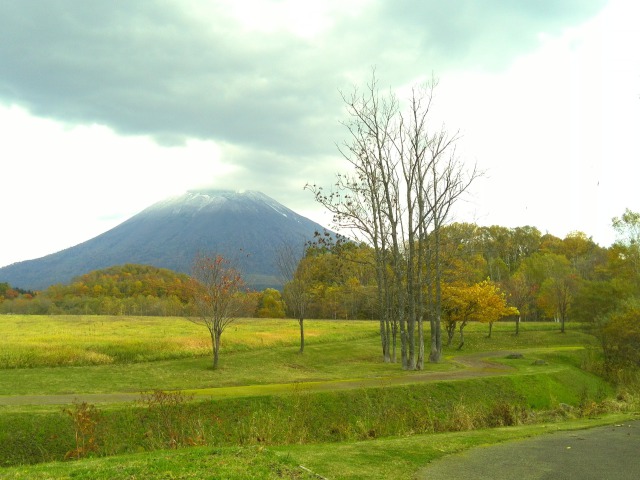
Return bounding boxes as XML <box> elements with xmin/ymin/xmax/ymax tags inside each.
<box><xmin>0</xmin><ymin>315</ymin><xmax>637</xmax><ymax>478</ymax></box>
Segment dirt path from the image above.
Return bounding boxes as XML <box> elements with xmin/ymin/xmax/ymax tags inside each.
<box><xmin>0</xmin><ymin>350</ymin><xmax>531</xmax><ymax>406</ymax></box>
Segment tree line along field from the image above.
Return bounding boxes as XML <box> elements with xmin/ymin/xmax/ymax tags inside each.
<box><xmin>1</xmin><ymin>314</ymin><xmax>638</xmax><ymax>479</ymax></box>
<box><xmin>0</xmin><ymin>217</ymin><xmax>637</xmax><ymax>324</ymax></box>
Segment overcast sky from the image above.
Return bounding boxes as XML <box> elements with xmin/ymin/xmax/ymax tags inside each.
<box><xmin>1</xmin><ymin>0</ymin><xmax>638</xmax><ymax>268</ymax></box>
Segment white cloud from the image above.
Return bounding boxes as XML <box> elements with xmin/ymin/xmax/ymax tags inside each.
<box><xmin>433</xmin><ymin>0</ymin><xmax>640</xmax><ymax>246</ymax></box>
<box><xmin>0</xmin><ymin>105</ymin><xmax>231</xmax><ymax>266</ymax></box>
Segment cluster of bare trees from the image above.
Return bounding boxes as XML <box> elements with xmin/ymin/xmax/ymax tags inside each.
<box><xmin>307</xmin><ymin>73</ymin><xmax>478</xmax><ymax>369</ymax></box>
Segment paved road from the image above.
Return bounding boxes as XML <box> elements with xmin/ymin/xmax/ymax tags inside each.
<box><xmin>418</xmin><ymin>421</ymin><xmax>640</xmax><ymax>479</ymax></box>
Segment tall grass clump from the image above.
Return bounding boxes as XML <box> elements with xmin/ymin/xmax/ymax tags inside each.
<box><xmin>136</xmin><ymin>390</ymin><xmax>209</xmax><ymax>450</ymax></box>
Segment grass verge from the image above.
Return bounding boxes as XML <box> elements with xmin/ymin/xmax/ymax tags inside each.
<box><xmin>2</xmin><ymin>415</ymin><xmax>636</xmax><ymax>480</ymax></box>
<box><xmin>0</xmin><ymin>363</ymin><xmax>623</xmax><ymax>467</ymax></box>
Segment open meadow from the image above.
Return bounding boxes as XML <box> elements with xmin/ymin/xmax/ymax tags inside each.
<box><xmin>1</xmin><ymin>315</ymin><xmax>637</xmax><ymax>479</ymax></box>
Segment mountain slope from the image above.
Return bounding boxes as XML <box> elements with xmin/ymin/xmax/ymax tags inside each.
<box><xmin>0</xmin><ymin>190</ymin><xmax>329</xmax><ymax>290</ymax></box>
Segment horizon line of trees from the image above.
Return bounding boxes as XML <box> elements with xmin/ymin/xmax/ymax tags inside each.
<box><xmin>0</xmin><ymin>218</ymin><xmax>636</xmax><ymax>324</ymax></box>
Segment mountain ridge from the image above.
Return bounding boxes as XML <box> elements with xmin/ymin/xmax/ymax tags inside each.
<box><xmin>0</xmin><ymin>190</ymin><xmax>329</xmax><ymax>291</ymax></box>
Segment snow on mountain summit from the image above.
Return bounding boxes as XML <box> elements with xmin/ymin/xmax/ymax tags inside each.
<box><xmin>146</xmin><ymin>190</ymin><xmax>301</xmax><ymax>219</ymax></box>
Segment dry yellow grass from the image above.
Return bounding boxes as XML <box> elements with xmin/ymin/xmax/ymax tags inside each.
<box><xmin>0</xmin><ymin>315</ymin><xmax>377</xmax><ymax>368</ymax></box>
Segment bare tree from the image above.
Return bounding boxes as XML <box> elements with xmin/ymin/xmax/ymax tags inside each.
<box><xmin>188</xmin><ymin>254</ymin><xmax>245</xmax><ymax>369</ymax></box>
<box><xmin>276</xmin><ymin>243</ymin><xmax>313</xmax><ymax>354</ymax></box>
<box><xmin>308</xmin><ymin>70</ymin><xmax>478</xmax><ymax>368</ymax></box>
<box><xmin>308</xmin><ymin>73</ymin><xmax>401</xmax><ymax>364</ymax></box>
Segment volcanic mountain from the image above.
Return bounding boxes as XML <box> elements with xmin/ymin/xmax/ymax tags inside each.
<box><xmin>0</xmin><ymin>190</ymin><xmax>331</xmax><ymax>291</ymax></box>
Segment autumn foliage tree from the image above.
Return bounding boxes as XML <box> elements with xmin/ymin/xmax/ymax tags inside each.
<box><xmin>503</xmin><ymin>269</ymin><xmax>536</xmax><ymax>335</ymax></box>
<box><xmin>276</xmin><ymin>243</ymin><xmax>314</xmax><ymax>354</ymax></box>
<box><xmin>528</xmin><ymin>253</ymin><xmax>578</xmax><ymax>333</ymax></box>
<box><xmin>0</xmin><ymin>282</ymin><xmax>19</xmax><ymax>302</ymax></box>
<box><xmin>442</xmin><ymin>280</ymin><xmax>518</xmax><ymax>349</ymax></box>
<box><xmin>188</xmin><ymin>254</ymin><xmax>245</xmax><ymax>369</ymax></box>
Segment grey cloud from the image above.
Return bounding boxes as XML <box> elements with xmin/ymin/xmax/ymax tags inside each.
<box><xmin>1</xmin><ymin>1</ymin><xmax>344</xmax><ymax>154</ymax></box>
<box><xmin>369</xmin><ymin>0</ymin><xmax>607</xmax><ymax>70</ymax></box>
<box><xmin>202</xmin><ymin>143</ymin><xmax>334</xmax><ymax>198</ymax></box>
<box><xmin>0</xmin><ymin>0</ymin><xmax>606</xmax><ymax>160</ymax></box>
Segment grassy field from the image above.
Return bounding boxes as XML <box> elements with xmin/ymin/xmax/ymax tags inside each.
<box><xmin>0</xmin><ymin>314</ymin><xmax>635</xmax><ymax>478</ymax></box>
<box><xmin>0</xmin><ymin>316</ymin><xmax>457</xmax><ymax>396</ymax></box>
<box><xmin>0</xmin><ymin>317</ymin><xmax>596</xmax><ymax>397</ymax></box>
<box><xmin>0</xmin><ymin>315</ymin><xmax>378</xmax><ymax>368</ymax></box>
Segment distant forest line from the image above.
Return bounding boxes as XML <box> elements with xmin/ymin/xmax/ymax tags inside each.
<box><xmin>1</xmin><ymin>217</ymin><xmax>638</xmax><ymax>326</ymax></box>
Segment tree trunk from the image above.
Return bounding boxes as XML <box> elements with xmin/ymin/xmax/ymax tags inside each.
<box><xmin>417</xmin><ymin>316</ymin><xmax>425</xmax><ymax>370</ymax></box>
<box><xmin>391</xmin><ymin>320</ymin><xmax>398</xmax><ymax>363</ymax></box>
<box><xmin>429</xmin><ymin>319</ymin><xmax>439</xmax><ymax>360</ymax></box>
<box><xmin>429</xmin><ymin>311</ymin><xmax>442</xmax><ymax>362</ymax></box>
<box><xmin>515</xmin><ymin>315</ymin><xmax>521</xmax><ymax>336</ymax></box>
<box><xmin>299</xmin><ymin>317</ymin><xmax>305</xmax><ymax>353</ymax></box>
<box><xmin>457</xmin><ymin>322</ymin><xmax>466</xmax><ymax>350</ymax></box>
<box><xmin>379</xmin><ymin>318</ymin><xmax>388</xmax><ymax>362</ymax></box>
<box><xmin>407</xmin><ymin>312</ymin><xmax>416</xmax><ymax>370</ymax></box>
<box><xmin>213</xmin><ymin>331</ymin><xmax>221</xmax><ymax>369</ymax></box>
<box><xmin>446</xmin><ymin>321</ymin><xmax>456</xmax><ymax>346</ymax></box>
<box><xmin>400</xmin><ymin>317</ymin><xmax>408</xmax><ymax>370</ymax></box>
<box><xmin>430</xmin><ymin>225</ymin><xmax>443</xmax><ymax>363</ymax></box>
<box><xmin>382</xmin><ymin>317</ymin><xmax>391</xmax><ymax>362</ymax></box>
<box><xmin>488</xmin><ymin>322</ymin><xmax>493</xmax><ymax>338</ymax></box>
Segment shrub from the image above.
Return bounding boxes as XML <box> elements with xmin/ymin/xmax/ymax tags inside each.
<box><xmin>600</xmin><ymin>301</ymin><xmax>640</xmax><ymax>377</ymax></box>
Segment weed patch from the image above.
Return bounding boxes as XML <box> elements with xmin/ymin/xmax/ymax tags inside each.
<box><xmin>63</xmin><ymin>401</ymin><xmax>101</xmax><ymax>460</ymax></box>
<box><xmin>137</xmin><ymin>390</ymin><xmax>209</xmax><ymax>450</ymax></box>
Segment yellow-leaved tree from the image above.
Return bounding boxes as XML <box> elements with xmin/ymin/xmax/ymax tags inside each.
<box><xmin>443</xmin><ymin>280</ymin><xmax>518</xmax><ymax>349</ymax></box>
